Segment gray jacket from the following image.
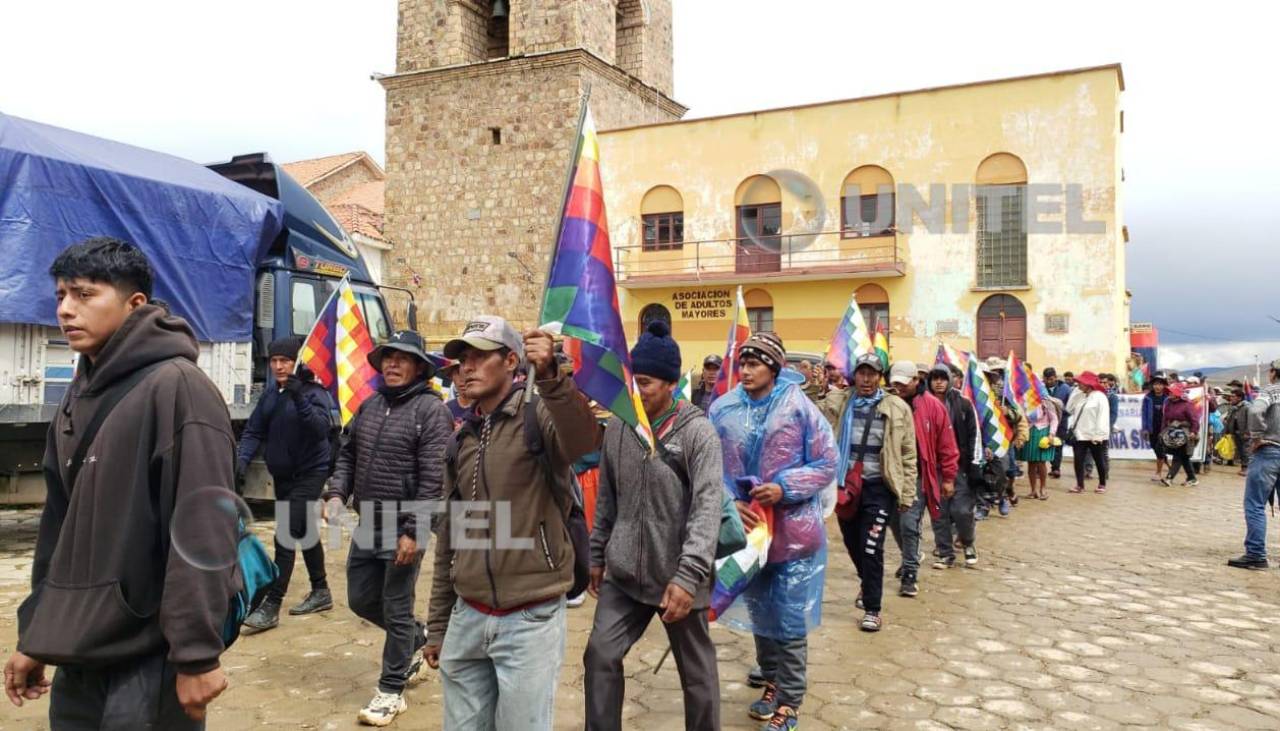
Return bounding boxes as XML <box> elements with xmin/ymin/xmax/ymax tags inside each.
<box><xmin>590</xmin><ymin>404</ymin><xmax>723</xmax><ymax>609</ymax></box>
<box><xmin>1248</xmin><ymin>384</ymin><xmax>1280</xmax><ymax>447</ymax></box>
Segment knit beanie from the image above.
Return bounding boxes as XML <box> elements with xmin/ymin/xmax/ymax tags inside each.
<box><xmin>268</xmin><ymin>336</ymin><xmax>304</xmax><ymax>360</ymax></box>
<box><xmin>630</xmin><ymin>320</ymin><xmax>682</xmax><ymax>382</ymax></box>
<box><xmin>740</xmin><ymin>331</ymin><xmax>786</xmax><ymax>374</ymax></box>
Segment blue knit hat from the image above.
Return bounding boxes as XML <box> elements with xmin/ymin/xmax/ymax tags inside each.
<box><xmin>630</xmin><ymin>320</ymin><xmax>682</xmax><ymax>382</ymax></box>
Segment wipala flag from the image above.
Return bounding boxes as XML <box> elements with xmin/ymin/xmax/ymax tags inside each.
<box><xmin>538</xmin><ymin>107</ymin><xmax>654</xmax><ymax>451</ymax></box>
<box><xmin>825</xmin><ymin>292</ymin><xmax>874</xmax><ymax>379</ymax></box>
<box><xmin>298</xmin><ymin>275</ymin><xmax>381</xmax><ymax>425</ymax></box>
<box><xmin>966</xmin><ymin>355</ymin><xmax>1014</xmax><ymax>458</ymax></box>
<box><xmin>713</xmin><ymin>286</ymin><xmax>751</xmax><ymax>397</ymax></box>
<box><xmin>1003</xmin><ymin>350</ymin><xmax>1042</xmax><ymax>419</ymax></box>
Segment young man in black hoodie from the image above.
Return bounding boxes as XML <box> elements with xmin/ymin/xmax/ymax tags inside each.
<box><xmin>322</xmin><ymin>330</ymin><xmax>453</xmax><ymax>727</ymax></box>
<box><xmin>5</xmin><ymin>238</ymin><xmax>239</xmax><ymax>728</ymax></box>
<box><xmin>238</xmin><ymin>336</ymin><xmax>335</xmax><ymax>631</ymax></box>
<box><xmin>927</xmin><ymin>366</ymin><xmax>980</xmax><ymax>568</ymax></box>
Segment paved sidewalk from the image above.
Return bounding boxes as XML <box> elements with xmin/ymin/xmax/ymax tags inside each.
<box><xmin>3</xmin><ymin>461</ymin><xmax>1278</xmax><ymax>730</ymax></box>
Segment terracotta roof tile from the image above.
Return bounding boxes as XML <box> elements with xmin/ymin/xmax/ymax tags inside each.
<box><xmin>329</xmin><ymin>179</ymin><xmax>385</xmax><ymax>215</ymax></box>
<box><xmin>281</xmin><ymin>152</ymin><xmax>364</xmax><ymax>187</ymax></box>
<box><xmin>330</xmin><ymin>203</ymin><xmax>385</xmax><ymax>242</ymax></box>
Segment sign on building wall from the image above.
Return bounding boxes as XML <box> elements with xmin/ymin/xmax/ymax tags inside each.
<box><xmin>671</xmin><ymin>288</ymin><xmax>733</xmax><ymax>320</ymax></box>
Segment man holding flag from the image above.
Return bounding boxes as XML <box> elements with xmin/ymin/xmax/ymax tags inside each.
<box><xmin>423</xmin><ymin>317</ymin><xmax>601</xmax><ymax>730</ymax></box>
<box><xmin>321</xmin><ymin>330</ymin><xmax>453</xmax><ymax>727</ymax></box>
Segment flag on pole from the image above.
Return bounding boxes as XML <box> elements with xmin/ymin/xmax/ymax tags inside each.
<box><xmin>713</xmin><ymin>286</ymin><xmax>751</xmax><ymax>397</ymax></box>
<box><xmin>1024</xmin><ymin>363</ymin><xmax>1053</xmax><ymax>412</ymax></box>
<box><xmin>873</xmin><ymin>321</ymin><xmax>891</xmax><ymax>373</ymax></box>
<box><xmin>297</xmin><ymin>275</ymin><xmax>381</xmax><ymax>425</ymax></box>
<box><xmin>966</xmin><ymin>355</ymin><xmax>1013</xmax><ymax>458</ymax></box>
<box><xmin>1003</xmin><ymin>350</ymin><xmax>1042</xmax><ymax>419</ymax></box>
<box><xmin>825</xmin><ymin>292</ymin><xmax>874</xmax><ymax>379</ymax></box>
<box><xmin>538</xmin><ymin>107</ymin><xmax>654</xmax><ymax>451</ymax></box>
<box><xmin>935</xmin><ymin>344</ymin><xmax>974</xmax><ymax>402</ymax></box>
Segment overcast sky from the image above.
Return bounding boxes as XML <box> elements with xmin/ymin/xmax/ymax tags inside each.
<box><xmin>3</xmin><ymin>1</ymin><xmax>1276</xmax><ymax>369</ymax></box>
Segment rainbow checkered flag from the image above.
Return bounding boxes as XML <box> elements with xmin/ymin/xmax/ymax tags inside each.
<box><xmin>709</xmin><ymin>503</ymin><xmax>774</xmax><ymax>621</ymax></box>
<box><xmin>539</xmin><ymin>107</ymin><xmax>654</xmax><ymax>451</ymax></box>
<box><xmin>1004</xmin><ymin>350</ymin><xmax>1042</xmax><ymax>419</ymax></box>
<box><xmin>966</xmin><ymin>354</ymin><xmax>1013</xmax><ymax>458</ymax></box>
<box><xmin>297</xmin><ymin>274</ymin><xmax>381</xmax><ymax>425</ymax></box>
<box><xmin>825</xmin><ymin>292</ymin><xmax>874</xmax><ymax>379</ymax></box>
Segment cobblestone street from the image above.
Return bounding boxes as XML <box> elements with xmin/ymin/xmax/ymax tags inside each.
<box><xmin>3</xmin><ymin>460</ymin><xmax>1279</xmax><ymax>730</ymax></box>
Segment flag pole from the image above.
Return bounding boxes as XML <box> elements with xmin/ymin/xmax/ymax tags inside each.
<box><xmin>527</xmin><ymin>83</ymin><xmax>594</xmax><ymax>403</ymax></box>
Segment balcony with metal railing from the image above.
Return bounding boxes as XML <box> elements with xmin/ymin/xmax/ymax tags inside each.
<box><xmin>614</xmin><ymin>230</ymin><xmax>906</xmax><ymax>287</ymax></box>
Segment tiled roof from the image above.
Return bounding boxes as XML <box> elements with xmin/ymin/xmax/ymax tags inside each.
<box><xmin>329</xmin><ymin>179</ymin><xmax>385</xmax><ymax>215</ymax></box>
<box><xmin>281</xmin><ymin>152</ymin><xmax>365</xmax><ymax>187</ymax></box>
<box><xmin>331</xmin><ymin>203</ymin><xmax>385</xmax><ymax>243</ymax></box>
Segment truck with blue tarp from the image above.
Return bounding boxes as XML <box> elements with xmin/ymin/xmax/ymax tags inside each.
<box><xmin>0</xmin><ymin>112</ymin><xmax>410</xmax><ymax>502</ymax></box>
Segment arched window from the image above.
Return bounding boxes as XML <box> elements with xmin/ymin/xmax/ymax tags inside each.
<box><xmin>744</xmin><ymin>288</ymin><xmax>774</xmax><ymax>333</ymax></box>
<box><xmin>976</xmin><ymin>294</ymin><xmax>1027</xmax><ymax>361</ymax></box>
<box><xmin>841</xmin><ymin>165</ymin><xmax>895</xmax><ymax>238</ymax></box>
<box><xmin>855</xmin><ymin>283</ymin><xmax>890</xmax><ymax>336</ymax></box>
<box><xmin>639</xmin><ymin>303</ymin><xmax>671</xmax><ymax>332</ymax></box>
<box><xmin>734</xmin><ymin>175</ymin><xmax>782</xmax><ymax>274</ymax></box>
<box><xmin>975</xmin><ymin>153</ymin><xmax>1028</xmax><ymax>288</ymax></box>
<box><xmin>640</xmin><ymin>185</ymin><xmax>684</xmax><ymax>251</ymax></box>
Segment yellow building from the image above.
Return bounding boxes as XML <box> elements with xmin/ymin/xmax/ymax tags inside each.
<box><xmin>597</xmin><ymin>64</ymin><xmax>1128</xmax><ymax>375</ymax></box>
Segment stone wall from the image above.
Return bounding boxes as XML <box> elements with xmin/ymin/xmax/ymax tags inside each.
<box><xmin>383</xmin><ymin>53</ymin><xmax>683</xmax><ymax>341</ymax></box>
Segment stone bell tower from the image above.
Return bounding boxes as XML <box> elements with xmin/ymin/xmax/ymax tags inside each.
<box><xmin>381</xmin><ymin>0</ymin><xmax>686</xmax><ymax>343</ymax></box>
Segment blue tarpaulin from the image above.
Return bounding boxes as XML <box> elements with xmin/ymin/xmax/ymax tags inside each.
<box><xmin>0</xmin><ymin>113</ymin><xmax>283</xmax><ymax>342</ymax></box>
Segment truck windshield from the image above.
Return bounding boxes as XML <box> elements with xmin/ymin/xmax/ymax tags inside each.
<box><xmin>290</xmin><ymin>278</ymin><xmax>391</xmax><ymax>343</ymax></box>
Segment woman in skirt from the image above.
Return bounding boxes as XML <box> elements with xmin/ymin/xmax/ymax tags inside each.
<box><xmin>1018</xmin><ymin>395</ymin><xmax>1060</xmax><ymax>500</ymax></box>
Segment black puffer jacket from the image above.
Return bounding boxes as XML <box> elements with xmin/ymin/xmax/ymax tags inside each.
<box><xmin>324</xmin><ymin>380</ymin><xmax>453</xmax><ymax>539</ymax></box>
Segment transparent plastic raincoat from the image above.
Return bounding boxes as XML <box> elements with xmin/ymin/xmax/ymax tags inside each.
<box><xmin>709</xmin><ymin>369</ymin><xmax>838</xmax><ymax>639</ymax></box>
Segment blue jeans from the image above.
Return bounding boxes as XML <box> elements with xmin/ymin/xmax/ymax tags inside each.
<box><xmin>440</xmin><ymin>596</ymin><xmax>567</xmax><ymax>731</ymax></box>
<box><xmin>1244</xmin><ymin>445</ymin><xmax>1280</xmax><ymax>559</ymax></box>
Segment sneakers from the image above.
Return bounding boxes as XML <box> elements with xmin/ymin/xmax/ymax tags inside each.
<box><xmin>1186</xmin><ymin>479</ymin><xmax>1200</xmax><ymax>487</ymax></box>
<box><xmin>894</xmin><ymin>565</ymin><xmax>904</xmax><ymax>580</ymax></box>
<box><xmin>1227</xmin><ymin>555</ymin><xmax>1270</xmax><ymax>571</ymax></box>
<box><xmin>860</xmin><ymin>611</ymin><xmax>882</xmax><ymax>632</ymax></box>
<box><xmin>900</xmin><ymin>571</ymin><xmax>918</xmax><ymax>598</ymax></box>
<box><xmin>566</xmin><ymin>593</ymin><xmax>587</xmax><ymax>608</ymax></box>
<box><xmin>964</xmin><ymin>545</ymin><xmax>978</xmax><ymax>567</ymax></box>
<box><xmin>747</xmin><ymin>666</ymin><xmax>767</xmax><ymax>688</ymax></box>
<box><xmin>855</xmin><ymin>592</ymin><xmax>864</xmax><ymax>610</ymax></box>
<box><xmin>288</xmin><ymin>587</ymin><xmax>333</xmax><ymax>616</ymax></box>
<box><xmin>998</xmin><ymin>497</ymin><xmax>1011</xmax><ymax>517</ymax></box>
<box><xmin>243</xmin><ymin>598</ymin><xmax>281</xmax><ymax>632</ymax></box>
<box><xmin>975</xmin><ymin>506</ymin><xmax>990</xmax><ymax>521</ymax></box>
<box><xmin>932</xmin><ymin>556</ymin><xmax>955</xmax><ymax>570</ymax></box>
<box><xmin>748</xmin><ymin>683</ymin><xmax>779</xmax><ymax>720</ymax></box>
<box><xmin>358</xmin><ymin>690</ymin><xmax>407</xmax><ymax>727</ymax></box>
<box><xmin>765</xmin><ymin>706</ymin><xmax>800</xmax><ymax>730</ymax></box>
<box><xmin>1159</xmin><ymin>477</ymin><xmax>1172</xmax><ymax>486</ymax></box>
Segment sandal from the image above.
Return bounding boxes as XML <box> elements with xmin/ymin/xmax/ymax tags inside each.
<box><xmin>1069</xmin><ymin>486</ymin><xmax>1085</xmax><ymax>494</ymax></box>
<box><xmin>1038</xmin><ymin>493</ymin><xmax>1049</xmax><ymax>501</ymax></box>
<box><xmin>1095</xmin><ymin>486</ymin><xmax>1107</xmax><ymax>494</ymax></box>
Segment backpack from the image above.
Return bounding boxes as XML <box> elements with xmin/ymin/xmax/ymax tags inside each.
<box><xmin>63</xmin><ymin>359</ymin><xmax>277</xmax><ymax>651</ymax></box>
<box><xmin>221</xmin><ymin>523</ymin><xmax>278</xmax><ymax>648</ymax></box>
<box><xmin>444</xmin><ymin>392</ymin><xmax>591</xmax><ymax>599</ymax></box>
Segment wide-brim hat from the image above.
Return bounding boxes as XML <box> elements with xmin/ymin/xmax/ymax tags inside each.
<box><xmin>983</xmin><ymin>356</ymin><xmax>1007</xmax><ymax>374</ymax></box>
<box><xmin>369</xmin><ymin>330</ymin><xmax>434</xmax><ymax>376</ymax></box>
<box><xmin>1075</xmin><ymin>371</ymin><xmax>1104</xmax><ymax>392</ymax></box>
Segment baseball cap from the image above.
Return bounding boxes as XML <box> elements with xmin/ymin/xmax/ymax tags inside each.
<box><xmin>703</xmin><ymin>354</ymin><xmax>723</xmax><ymax>368</ymax></box>
<box><xmin>443</xmin><ymin>315</ymin><xmax>525</xmax><ymax>360</ymax></box>
<box><xmin>853</xmin><ymin>352</ymin><xmax>883</xmax><ymax>373</ymax></box>
<box><xmin>889</xmin><ymin>360</ymin><xmax>917</xmax><ymax>386</ymax></box>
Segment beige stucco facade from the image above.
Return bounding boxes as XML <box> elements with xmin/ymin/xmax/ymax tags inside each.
<box><xmin>597</xmin><ymin>65</ymin><xmax>1129</xmax><ymax>375</ymax></box>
